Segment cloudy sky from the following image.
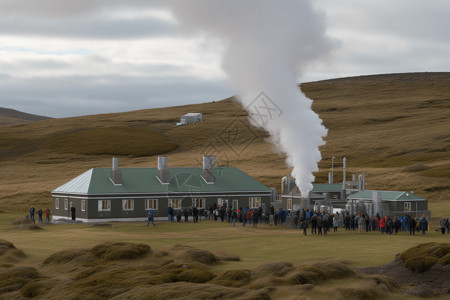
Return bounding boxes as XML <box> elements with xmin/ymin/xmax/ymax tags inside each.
<box><xmin>1</xmin><ymin>0</ymin><xmax>449</xmax><ymax>118</ymax></box>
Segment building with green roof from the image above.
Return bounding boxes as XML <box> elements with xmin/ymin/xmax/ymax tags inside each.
<box><xmin>347</xmin><ymin>190</ymin><xmax>429</xmax><ymax>218</ymax></box>
<box><xmin>52</xmin><ymin>156</ymin><xmax>273</xmax><ymax>222</ymax></box>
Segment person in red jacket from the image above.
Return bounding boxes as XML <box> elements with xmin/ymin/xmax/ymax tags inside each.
<box><xmin>379</xmin><ymin>217</ymin><xmax>386</xmax><ymax>234</ymax></box>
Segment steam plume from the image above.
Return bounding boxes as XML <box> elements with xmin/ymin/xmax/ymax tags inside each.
<box><xmin>169</xmin><ymin>0</ymin><xmax>331</xmax><ymax>197</ymax></box>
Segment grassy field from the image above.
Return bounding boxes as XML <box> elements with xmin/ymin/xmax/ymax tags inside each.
<box><xmin>0</xmin><ymin>72</ymin><xmax>449</xmax><ymax>217</ymax></box>
<box><xmin>1</xmin><ymin>214</ymin><xmax>449</xmax><ymax>299</ymax></box>
<box><xmin>1</xmin><ymin>213</ymin><xmax>448</xmax><ymax>270</ymax></box>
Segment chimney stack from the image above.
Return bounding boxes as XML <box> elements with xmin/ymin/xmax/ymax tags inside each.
<box><xmin>110</xmin><ymin>157</ymin><xmax>122</xmax><ymax>185</ymax></box>
<box><xmin>201</xmin><ymin>156</ymin><xmax>215</xmax><ymax>183</ymax></box>
<box><xmin>342</xmin><ymin>157</ymin><xmax>346</xmax><ymax>189</ymax></box>
<box><xmin>157</xmin><ymin>156</ymin><xmax>170</xmax><ymax>184</ymax></box>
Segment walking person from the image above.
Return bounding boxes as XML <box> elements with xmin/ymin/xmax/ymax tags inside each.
<box><xmin>147</xmin><ymin>209</ymin><xmax>155</xmax><ymax>227</ymax></box>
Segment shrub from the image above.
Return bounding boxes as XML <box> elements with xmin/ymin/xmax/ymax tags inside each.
<box><xmin>90</xmin><ymin>242</ymin><xmax>151</xmax><ymax>261</ymax></box>
<box><xmin>399</xmin><ymin>242</ymin><xmax>450</xmax><ymax>272</ymax></box>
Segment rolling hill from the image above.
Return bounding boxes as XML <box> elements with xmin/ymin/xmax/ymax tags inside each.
<box><xmin>0</xmin><ymin>72</ymin><xmax>448</xmax><ymax>216</ymax></box>
<box><xmin>0</xmin><ymin>107</ymin><xmax>52</xmax><ymax>125</ymax></box>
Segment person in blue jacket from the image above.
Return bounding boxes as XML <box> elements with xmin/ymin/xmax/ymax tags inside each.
<box><xmin>147</xmin><ymin>209</ymin><xmax>155</xmax><ymax>227</ymax></box>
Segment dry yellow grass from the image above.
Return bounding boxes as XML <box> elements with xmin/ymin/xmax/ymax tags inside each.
<box><xmin>0</xmin><ymin>72</ymin><xmax>448</xmax><ymax>216</ymax></box>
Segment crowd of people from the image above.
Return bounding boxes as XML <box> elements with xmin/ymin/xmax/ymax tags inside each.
<box><xmin>152</xmin><ymin>205</ymin><xmax>450</xmax><ymax>236</ymax></box>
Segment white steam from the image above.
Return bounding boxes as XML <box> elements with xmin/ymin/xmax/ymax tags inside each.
<box><xmin>168</xmin><ymin>0</ymin><xmax>331</xmax><ymax>197</ymax></box>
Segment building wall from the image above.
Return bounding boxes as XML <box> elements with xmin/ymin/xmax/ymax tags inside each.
<box><xmin>53</xmin><ymin>192</ymin><xmax>271</xmax><ymax>220</ymax></box>
<box><xmin>52</xmin><ymin>196</ymin><xmax>88</xmax><ymax>219</ymax></box>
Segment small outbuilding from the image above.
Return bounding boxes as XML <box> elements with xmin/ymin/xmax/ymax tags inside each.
<box><xmin>51</xmin><ymin>156</ymin><xmax>273</xmax><ymax>222</ymax></box>
<box><xmin>346</xmin><ymin>190</ymin><xmax>429</xmax><ymax>218</ymax></box>
<box><xmin>176</xmin><ymin>113</ymin><xmax>202</xmax><ymax>126</ymax></box>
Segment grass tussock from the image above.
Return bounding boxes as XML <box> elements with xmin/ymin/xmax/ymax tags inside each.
<box><xmin>11</xmin><ymin>217</ymin><xmax>33</xmax><ymax>225</ymax></box>
<box><xmin>210</xmin><ymin>269</ymin><xmax>252</xmax><ymax>287</ymax></box>
<box><xmin>43</xmin><ymin>248</ymin><xmax>94</xmax><ymax>265</ymax></box>
<box><xmin>399</xmin><ymin>242</ymin><xmax>450</xmax><ymax>272</ymax></box>
<box><xmin>171</xmin><ymin>244</ymin><xmax>217</xmax><ymax>265</ymax></box>
<box><xmin>0</xmin><ymin>266</ymin><xmax>41</xmax><ymax>294</ymax></box>
<box><xmin>0</xmin><ymin>239</ymin><xmax>25</xmax><ymax>261</ymax></box>
<box><xmin>44</xmin><ymin>126</ymin><xmax>178</xmax><ymax>157</ymax></box>
<box><xmin>90</xmin><ymin>242</ymin><xmax>151</xmax><ymax>261</ymax></box>
<box><xmin>20</xmin><ymin>280</ymin><xmax>42</xmax><ymax>298</ymax></box>
<box><xmin>109</xmin><ymin>282</ymin><xmax>273</xmax><ymax>300</ymax></box>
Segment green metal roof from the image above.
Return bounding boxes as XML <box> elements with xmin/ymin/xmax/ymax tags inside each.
<box><xmin>347</xmin><ymin>190</ymin><xmax>426</xmax><ymax>201</ymax></box>
<box><xmin>53</xmin><ymin>167</ymin><xmax>271</xmax><ymax>195</ymax></box>
<box><xmin>312</xmin><ymin>183</ymin><xmax>342</xmax><ymax>192</ymax></box>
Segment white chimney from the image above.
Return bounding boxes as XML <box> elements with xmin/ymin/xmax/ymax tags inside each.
<box><xmin>201</xmin><ymin>156</ymin><xmax>215</xmax><ymax>183</ymax></box>
<box><xmin>110</xmin><ymin>157</ymin><xmax>122</xmax><ymax>185</ymax></box>
<box><xmin>112</xmin><ymin>157</ymin><xmax>119</xmax><ymax>171</ymax></box>
<box><xmin>157</xmin><ymin>156</ymin><xmax>170</xmax><ymax>184</ymax></box>
<box><xmin>158</xmin><ymin>156</ymin><xmax>167</xmax><ymax>170</ymax></box>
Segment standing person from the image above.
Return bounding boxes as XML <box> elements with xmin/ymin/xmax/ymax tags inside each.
<box><xmin>419</xmin><ymin>216</ymin><xmax>428</xmax><ymax>235</ymax></box>
<box><xmin>71</xmin><ymin>206</ymin><xmax>76</xmax><ymax>221</ymax></box>
<box><xmin>301</xmin><ymin>213</ymin><xmax>308</xmax><ymax>236</ymax></box>
<box><xmin>176</xmin><ymin>210</ymin><xmax>182</xmax><ymax>222</ymax></box>
<box><xmin>440</xmin><ymin>218</ymin><xmax>447</xmax><ymax>235</ymax></box>
<box><xmin>273</xmin><ymin>211</ymin><xmax>278</xmax><ymax>226</ymax></box>
<box><xmin>379</xmin><ymin>217</ymin><xmax>386</xmax><ymax>234</ymax></box>
<box><xmin>364</xmin><ymin>215</ymin><xmax>370</xmax><ymax>232</ymax></box>
<box><xmin>30</xmin><ymin>206</ymin><xmax>35</xmax><ymax>221</ymax></box>
<box><xmin>409</xmin><ymin>217</ymin><xmax>417</xmax><ymax>235</ymax></box>
<box><xmin>192</xmin><ymin>206</ymin><xmax>199</xmax><ymax>223</ymax></box>
<box><xmin>167</xmin><ymin>206</ymin><xmax>172</xmax><ymax>222</ymax></box>
<box><xmin>386</xmin><ymin>216</ymin><xmax>393</xmax><ymax>235</ymax></box>
<box><xmin>394</xmin><ymin>217</ymin><xmax>401</xmax><ymax>234</ymax></box>
<box><xmin>38</xmin><ymin>208</ymin><xmax>43</xmax><ymax>224</ymax></box>
<box><xmin>45</xmin><ymin>208</ymin><xmax>51</xmax><ymax>223</ymax></box>
<box><xmin>147</xmin><ymin>209</ymin><xmax>155</xmax><ymax>227</ymax></box>
<box><xmin>447</xmin><ymin>218</ymin><xmax>450</xmax><ymax>234</ymax></box>
<box><xmin>231</xmin><ymin>209</ymin><xmax>237</xmax><ymax>226</ymax></box>
<box><xmin>333</xmin><ymin>215</ymin><xmax>338</xmax><ymax>232</ymax></box>
<box><xmin>317</xmin><ymin>216</ymin><xmax>323</xmax><ymax>235</ymax></box>
<box><xmin>184</xmin><ymin>208</ymin><xmax>189</xmax><ymax>222</ymax></box>
<box><xmin>310</xmin><ymin>213</ymin><xmax>317</xmax><ymax>234</ymax></box>
<box><xmin>252</xmin><ymin>210</ymin><xmax>258</xmax><ymax>228</ymax></box>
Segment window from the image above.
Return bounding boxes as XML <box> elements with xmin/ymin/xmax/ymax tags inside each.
<box><xmin>55</xmin><ymin>198</ymin><xmax>59</xmax><ymax>210</ymax></box>
<box><xmin>404</xmin><ymin>202</ymin><xmax>411</xmax><ymax>212</ymax></box>
<box><xmin>232</xmin><ymin>200</ymin><xmax>238</xmax><ymax>210</ymax></box>
<box><xmin>64</xmin><ymin>199</ymin><xmax>68</xmax><ymax>210</ymax></box>
<box><xmin>122</xmin><ymin>199</ymin><xmax>134</xmax><ymax>211</ymax></box>
<box><xmin>249</xmin><ymin>197</ymin><xmax>261</xmax><ymax>208</ymax></box>
<box><xmin>81</xmin><ymin>200</ymin><xmax>86</xmax><ymax>212</ymax></box>
<box><xmin>168</xmin><ymin>199</ymin><xmax>182</xmax><ymax>209</ymax></box>
<box><xmin>145</xmin><ymin>199</ymin><xmax>158</xmax><ymax>210</ymax></box>
<box><xmin>192</xmin><ymin>198</ymin><xmax>205</xmax><ymax>209</ymax></box>
<box><xmin>98</xmin><ymin>200</ymin><xmax>111</xmax><ymax>211</ymax></box>
<box><xmin>287</xmin><ymin>198</ymin><xmax>293</xmax><ymax>210</ymax></box>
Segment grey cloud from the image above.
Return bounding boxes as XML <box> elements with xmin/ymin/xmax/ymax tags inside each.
<box><xmin>0</xmin><ymin>15</ymin><xmax>177</xmax><ymax>39</ymax></box>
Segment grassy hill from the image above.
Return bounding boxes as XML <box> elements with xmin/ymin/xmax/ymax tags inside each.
<box><xmin>0</xmin><ymin>72</ymin><xmax>448</xmax><ymax>216</ymax></box>
<box><xmin>0</xmin><ymin>107</ymin><xmax>52</xmax><ymax>125</ymax></box>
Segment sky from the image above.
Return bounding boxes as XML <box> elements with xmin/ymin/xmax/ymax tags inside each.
<box><xmin>1</xmin><ymin>0</ymin><xmax>449</xmax><ymax>118</ymax></box>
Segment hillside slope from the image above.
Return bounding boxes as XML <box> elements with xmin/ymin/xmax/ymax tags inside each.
<box><xmin>0</xmin><ymin>107</ymin><xmax>52</xmax><ymax>125</ymax></box>
<box><xmin>0</xmin><ymin>72</ymin><xmax>448</xmax><ymax>215</ymax></box>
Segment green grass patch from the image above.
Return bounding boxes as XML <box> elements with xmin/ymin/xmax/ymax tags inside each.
<box><xmin>399</xmin><ymin>242</ymin><xmax>450</xmax><ymax>272</ymax></box>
